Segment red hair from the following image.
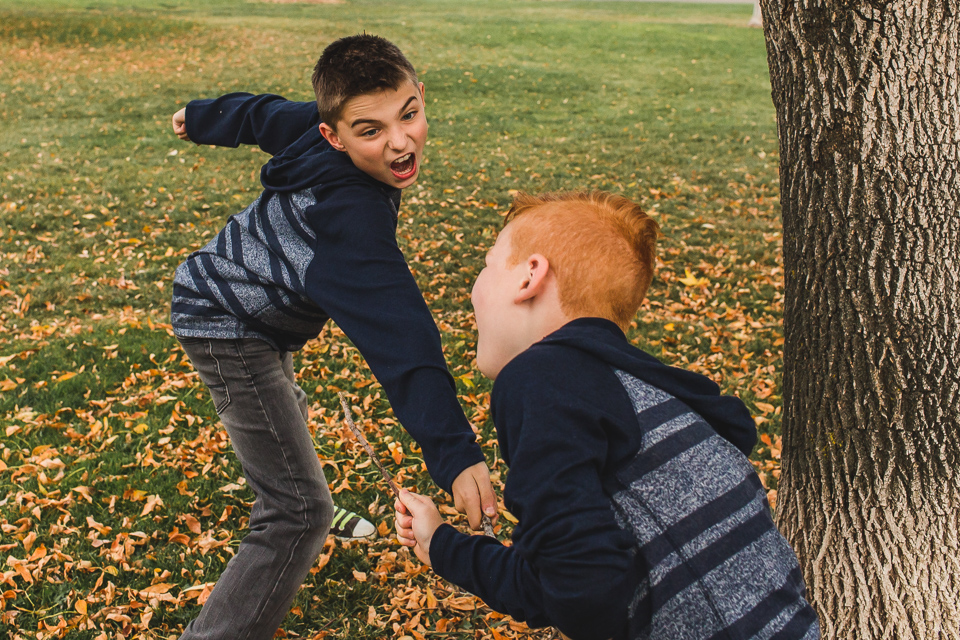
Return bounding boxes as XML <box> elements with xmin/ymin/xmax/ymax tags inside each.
<box><xmin>503</xmin><ymin>191</ymin><xmax>659</xmax><ymax>330</ymax></box>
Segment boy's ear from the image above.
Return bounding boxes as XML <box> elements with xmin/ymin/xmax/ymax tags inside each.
<box><xmin>319</xmin><ymin>122</ymin><xmax>346</xmax><ymax>152</ymax></box>
<box><xmin>515</xmin><ymin>254</ymin><xmax>551</xmax><ymax>303</ymax></box>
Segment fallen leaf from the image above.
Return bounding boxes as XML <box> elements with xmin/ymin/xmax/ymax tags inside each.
<box><xmin>678</xmin><ymin>268</ymin><xmax>709</xmax><ymax>287</ymax></box>
<box><xmin>141</xmin><ymin>495</ymin><xmax>163</xmax><ymax>516</ymax></box>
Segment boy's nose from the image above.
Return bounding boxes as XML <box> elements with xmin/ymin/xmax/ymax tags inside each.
<box><xmin>387</xmin><ymin>129</ymin><xmax>406</xmax><ymax>151</ymax></box>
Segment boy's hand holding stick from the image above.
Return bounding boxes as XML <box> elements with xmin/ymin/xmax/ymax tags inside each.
<box><xmin>337</xmin><ymin>392</ymin><xmax>495</xmax><ymax>538</ymax></box>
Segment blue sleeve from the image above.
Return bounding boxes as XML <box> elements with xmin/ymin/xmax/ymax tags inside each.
<box><xmin>185</xmin><ymin>93</ymin><xmax>320</xmax><ymax>156</ymax></box>
<box><xmin>304</xmin><ymin>185</ymin><xmax>485</xmax><ymax>492</ymax></box>
<box><xmin>430</xmin><ymin>357</ymin><xmax>637</xmax><ymax>640</ymax></box>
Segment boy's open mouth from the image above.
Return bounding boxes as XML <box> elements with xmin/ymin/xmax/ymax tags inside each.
<box><xmin>390</xmin><ymin>153</ymin><xmax>417</xmax><ymax>180</ymax></box>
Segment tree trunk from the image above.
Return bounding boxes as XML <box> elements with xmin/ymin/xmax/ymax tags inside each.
<box><xmin>760</xmin><ymin>1</ymin><xmax>960</xmax><ymax>638</ymax></box>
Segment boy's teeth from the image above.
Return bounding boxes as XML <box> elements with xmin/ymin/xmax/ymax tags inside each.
<box><xmin>391</xmin><ymin>153</ymin><xmax>416</xmax><ymax>175</ymax></box>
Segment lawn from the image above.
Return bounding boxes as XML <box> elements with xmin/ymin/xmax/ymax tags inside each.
<box><xmin>0</xmin><ymin>1</ymin><xmax>783</xmax><ymax>638</ymax></box>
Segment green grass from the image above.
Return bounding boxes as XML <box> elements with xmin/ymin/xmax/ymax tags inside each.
<box><xmin>1</xmin><ymin>1</ymin><xmax>783</xmax><ymax>638</ymax></box>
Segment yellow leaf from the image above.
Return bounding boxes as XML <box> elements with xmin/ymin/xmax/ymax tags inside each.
<box><xmin>678</xmin><ymin>269</ymin><xmax>709</xmax><ymax>287</ymax></box>
<box><xmin>75</xmin><ymin>600</ymin><xmax>87</xmax><ymax>616</ymax></box>
<box><xmin>501</xmin><ymin>510</ymin><xmax>518</xmax><ymax>524</ymax></box>
<box><xmin>352</xmin><ymin>570</ymin><xmax>367</xmax><ymax>582</ymax></box>
<box><xmin>55</xmin><ymin>372</ymin><xmax>77</xmax><ymax>382</ymax></box>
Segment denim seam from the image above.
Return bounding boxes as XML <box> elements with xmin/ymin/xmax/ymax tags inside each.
<box><xmin>204</xmin><ymin>339</ymin><xmax>232</xmax><ymax>413</ymax></box>
<box><xmin>235</xmin><ymin>342</ymin><xmax>312</xmax><ymax>640</ymax></box>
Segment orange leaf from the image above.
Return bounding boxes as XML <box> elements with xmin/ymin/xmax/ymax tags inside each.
<box><xmin>183</xmin><ymin>514</ymin><xmax>201</xmax><ymax>535</ymax></box>
<box><xmin>75</xmin><ymin>600</ymin><xmax>87</xmax><ymax>616</ymax></box>
<box><xmin>444</xmin><ymin>596</ymin><xmax>478</xmax><ymax>611</ymax></box>
<box><xmin>141</xmin><ymin>494</ymin><xmax>163</xmax><ymax>516</ymax></box>
<box><xmin>72</xmin><ymin>486</ymin><xmax>93</xmax><ymax>503</ymax></box>
<box><xmin>139</xmin><ymin>583</ymin><xmax>175</xmax><ymax>597</ymax></box>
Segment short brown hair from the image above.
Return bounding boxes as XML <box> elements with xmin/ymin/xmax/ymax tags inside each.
<box><xmin>503</xmin><ymin>191</ymin><xmax>659</xmax><ymax>330</ymax></box>
<box><xmin>311</xmin><ymin>34</ymin><xmax>419</xmax><ymax>128</ymax></box>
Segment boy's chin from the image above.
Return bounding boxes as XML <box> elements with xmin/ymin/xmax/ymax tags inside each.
<box><xmin>475</xmin><ymin>354</ymin><xmax>500</xmax><ymax>381</ymax></box>
<box><xmin>477</xmin><ymin>349</ymin><xmax>522</xmax><ymax>381</ymax></box>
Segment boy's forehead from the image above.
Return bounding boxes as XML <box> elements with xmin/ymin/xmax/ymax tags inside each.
<box><xmin>339</xmin><ymin>81</ymin><xmax>421</xmax><ymax>120</ymax></box>
<box><xmin>489</xmin><ymin>224</ymin><xmax>514</xmax><ymax>257</ymax></box>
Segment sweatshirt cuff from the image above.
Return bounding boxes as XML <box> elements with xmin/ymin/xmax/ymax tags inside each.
<box><xmin>184</xmin><ymin>99</ymin><xmax>204</xmax><ymax>145</ymax></box>
<box><xmin>428</xmin><ymin>523</ymin><xmax>462</xmax><ymax>578</ymax></box>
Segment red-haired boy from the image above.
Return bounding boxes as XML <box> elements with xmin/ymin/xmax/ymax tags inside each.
<box><xmin>396</xmin><ymin>192</ymin><xmax>819</xmax><ymax>640</ymax></box>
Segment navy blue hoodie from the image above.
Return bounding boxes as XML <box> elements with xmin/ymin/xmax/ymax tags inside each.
<box><xmin>171</xmin><ymin>93</ymin><xmax>484</xmax><ymax>491</ymax></box>
<box><xmin>430</xmin><ymin>319</ymin><xmax>814</xmax><ymax>640</ymax></box>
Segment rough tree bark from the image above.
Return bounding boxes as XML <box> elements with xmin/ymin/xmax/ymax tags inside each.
<box><xmin>760</xmin><ymin>1</ymin><xmax>960</xmax><ymax>638</ymax></box>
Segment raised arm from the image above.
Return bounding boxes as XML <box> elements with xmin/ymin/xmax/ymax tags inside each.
<box><xmin>183</xmin><ymin>93</ymin><xmax>320</xmax><ymax>155</ymax></box>
<box><xmin>304</xmin><ymin>184</ymin><xmax>485</xmax><ymax>493</ymax></box>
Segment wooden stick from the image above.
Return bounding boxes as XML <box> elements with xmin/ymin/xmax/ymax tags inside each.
<box><xmin>338</xmin><ymin>392</ymin><xmax>400</xmax><ymax>498</ymax></box>
<box><xmin>337</xmin><ymin>392</ymin><xmax>496</xmax><ymax>538</ymax></box>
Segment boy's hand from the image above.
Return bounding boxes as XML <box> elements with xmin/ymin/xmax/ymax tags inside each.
<box><xmin>451</xmin><ymin>461</ymin><xmax>498</xmax><ymax>531</ymax></box>
<box><xmin>395</xmin><ymin>490</ymin><xmax>443</xmax><ymax>566</ymax></box>
<box><xmin>172</xmin><ymin>108</ymin><xmax>191</xmax><ymax>142</ymax></box>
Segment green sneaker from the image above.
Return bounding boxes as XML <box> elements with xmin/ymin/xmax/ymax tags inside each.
<box><xmin>329</xmin><ymin>505</ymin><xmax>376</xmax><ymax>539</ymax></box>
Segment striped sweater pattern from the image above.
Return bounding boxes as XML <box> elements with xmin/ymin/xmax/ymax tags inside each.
<box><xmin>171</xmin><ymin>188</ymin><xmax>396</xmax><ymax>352</ymax></box>
<box><xmin>611</xmin><ymin>369</ymin><xmax>820</xmax><ymax>640</ymax></box>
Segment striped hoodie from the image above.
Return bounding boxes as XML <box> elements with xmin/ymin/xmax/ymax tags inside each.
<box><xmin>430</xmin><ymin>318</ymin><xmax>819</xmax><ymax>639</ymax></box>
<box><xmin>169</xmin><ymin>93</ymin><xmax>484</xmax><ymax>491</ymax></box>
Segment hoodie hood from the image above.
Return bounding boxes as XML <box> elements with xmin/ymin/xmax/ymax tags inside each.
<box><xmin>540</xmin><ymin>317</ymin><xmax>757</xmax><ymax>456</ymax></box>
<box><xmin>259</xmin><ymin>127</ymin><xmax>391</xmax><ymax>195</ymax></box>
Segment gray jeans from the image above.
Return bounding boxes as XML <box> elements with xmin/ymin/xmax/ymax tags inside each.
<box><xmin>177</xmin><ymin>337</ymin><xmax>334</xmax><ymax>640</ymax></box>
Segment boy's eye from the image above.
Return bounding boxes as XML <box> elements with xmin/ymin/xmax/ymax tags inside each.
<box><xmin>360</xmin><ymin>128</ymin><xmax>379</xmax><ymax>138</ymax></box>
<box><xmin>401</xmin><ymin>110</ymin><xmax>417</xmax><ymax>121</ymax></box>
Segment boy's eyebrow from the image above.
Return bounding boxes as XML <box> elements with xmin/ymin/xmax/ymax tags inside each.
<box><xmin>349</xmin><ymin>95</ymin><xmax>419</xmax><ymax>129</ymax></box>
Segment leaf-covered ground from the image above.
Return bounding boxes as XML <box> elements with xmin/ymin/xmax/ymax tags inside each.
<box><xmin>1</xmin><ymin>1</ymin><xmax>783</xmax><ymax>638</ymax></box>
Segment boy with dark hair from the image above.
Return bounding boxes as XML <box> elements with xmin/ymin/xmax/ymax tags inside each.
<box><xmin>396</xmin><ymin>191</ymin><xmax>820</xmax><ymax>640</ymax></box>
<box><xmin>169</xmin><ymin>34</ymin><xmax>496</xmax><ymax>640</ymax></box>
